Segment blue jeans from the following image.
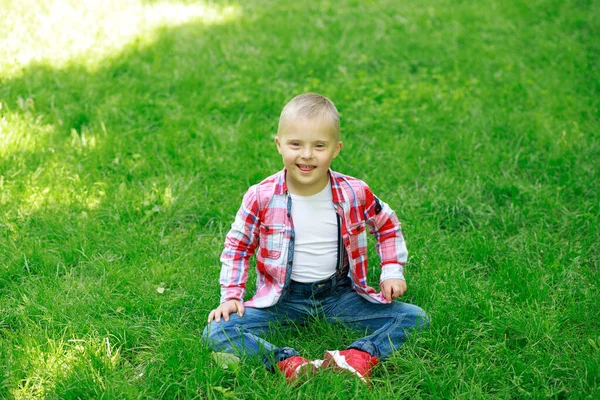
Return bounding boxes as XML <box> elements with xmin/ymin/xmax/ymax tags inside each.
<box><xmin>202</xmin><ymin>274</ymin><xmax>429</xmax><ymax>370</ymax></box>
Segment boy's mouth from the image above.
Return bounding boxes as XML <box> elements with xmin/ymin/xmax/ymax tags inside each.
<box><xmin>297</xmin><ymin>164</ymin><xmax>316</xmax><ymax>172</ymax></box>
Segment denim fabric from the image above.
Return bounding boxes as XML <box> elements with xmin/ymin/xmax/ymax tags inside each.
<box><xmin>202</xmin><ymin>274</ymin><xmax>429</xmax><ymax>370</ymax></box>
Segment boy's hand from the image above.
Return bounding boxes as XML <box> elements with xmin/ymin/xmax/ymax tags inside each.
<box><xmin>207</xmin><ymin>300</ymin><xmax>245</xmax><ymax>323</ymax></box>
<box><xmin>381</xmin><ymin>279</ymin><xmax>407</xmax><ymax>302</ymax></box>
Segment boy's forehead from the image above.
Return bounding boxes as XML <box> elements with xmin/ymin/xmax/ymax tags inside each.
<box><xmin>280</xmin><ymin>117</ymin><xmax>339</xmax><ymax>140</ymax></box>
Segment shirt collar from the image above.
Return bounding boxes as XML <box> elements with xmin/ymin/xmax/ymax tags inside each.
<box><xmin>275</xmin><ymin>168</ymin><xmax>344</xmax><ymax>204</ymax></box>
<box><xmin>274</xmin><ymin>169</ymin><xmax>287</xmax><ymax>195</ymax></box>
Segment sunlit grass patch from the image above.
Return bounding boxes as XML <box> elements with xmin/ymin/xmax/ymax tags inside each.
<box><xmin>0</xmin><ymin>0</ymin><xmax>240</xmax><ymax>76</ymax></box>
<box><xmin>8</xmin><ymin>333</ymin><xmax>126</xmax><ymax>399</ymax></box>
<box><xmin>0</xmin><ymin>101</ymin><xmax>56</xmax><ymax>157</ymax></box>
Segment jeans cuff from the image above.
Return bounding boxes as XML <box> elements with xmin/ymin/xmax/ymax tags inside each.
<box><xmin>348</xmin><ymin>342</ymin><xmax>379</xmax><ymax>359</ymax></box>
<box><xmin>263</xmin><ymin>347</ymin><xmax>299</xmax><ymax>371</ymax></box>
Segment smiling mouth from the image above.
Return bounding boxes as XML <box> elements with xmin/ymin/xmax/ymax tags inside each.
<box><xmin>297</xmin><ymin>164</ymin><xmax>316</xmax><ymax>172</ymax></box>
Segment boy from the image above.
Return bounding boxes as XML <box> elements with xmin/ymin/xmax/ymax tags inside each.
<box><xmin>202</xmin><ymin>93</ymin><xmax>428</xmax><ymax>383</ymax></box>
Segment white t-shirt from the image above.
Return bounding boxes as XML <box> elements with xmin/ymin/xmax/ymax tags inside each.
<box><xmin>289</xmin><ymin>182</ymin><xmax>338</xmax><ymax>283</ymax></box>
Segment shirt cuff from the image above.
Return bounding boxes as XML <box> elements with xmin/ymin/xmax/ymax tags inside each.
<box><xmin>380</xmin><ymin>263</ymin><xmax>405</xmax><ymax>283</ymax></box>
<box><xmin>220</xmin><ymin>288</ymin><xmax>245</xmax><ymax>304</ymax></box>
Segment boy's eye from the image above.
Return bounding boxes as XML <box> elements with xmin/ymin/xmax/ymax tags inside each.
<box><xmin>316</xmin><ymin>144</ymin><xmax>326</xmax><ymax>149</ymax></box>
<box><xmin>290</xmin><ymin>142</ymin><xmax>300</xmax><ymax>147</ymax></box>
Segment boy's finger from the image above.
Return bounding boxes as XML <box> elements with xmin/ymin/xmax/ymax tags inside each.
<box><xmin>207</xmin><ymin>310</ymin><xmax>215</xmax><ymax>323</ymax></box>
<box><xmin>237</xmin><ymin>302</ymin><xmax>245</xmax><ymax>317</ymax></box>
<box><xmin>395</xmin><ymin>284</ymin><xmax>404</xmax><ymax>298</ymax></box>
<box><xmin>384</xmin><ymin>286</ymin><xmax>392</xmax><ymax>302</ymax></box>
<box><xmin>398</xmin><ymin>281</ymin><xmax>407</xmax><ymax>296</ymax></box>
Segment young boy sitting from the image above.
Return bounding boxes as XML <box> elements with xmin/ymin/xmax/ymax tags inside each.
<box><xmin>202</xmin><ymin>93</ymin><xmax>429</xmax><ymax>383</ymax></box>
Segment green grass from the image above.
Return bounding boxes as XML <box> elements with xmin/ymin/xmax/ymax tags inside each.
<box><xmin>1</xmin><ymin>0</ymin><xmax>599</xmax><ymax>398</ymax></box>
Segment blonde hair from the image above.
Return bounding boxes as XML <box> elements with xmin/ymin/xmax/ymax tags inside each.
<box><xmin>277</xmin><ymin>93</ymin><xmax>340</xmax><ymax>139</ymax></box>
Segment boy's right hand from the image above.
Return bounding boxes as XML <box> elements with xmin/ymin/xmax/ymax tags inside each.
<box><xmin>207</xmin><ymin>300</ymin><xmax>244</xmax><ymax>323</ymax></box>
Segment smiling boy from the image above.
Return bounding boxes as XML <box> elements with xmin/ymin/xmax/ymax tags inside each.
<box><xmin>202</xmin><ymin>93</ymin><xmax>429</xmax><ymax>383</ymax></box>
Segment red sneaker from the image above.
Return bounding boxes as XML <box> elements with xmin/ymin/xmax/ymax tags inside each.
<box><xmin>277</xmin><ymin>356</ymin><xmax>323</xmax><ymax>381</ymax></box>
<box><xmin>323</xmin><ymin>349</ymin><xmax>379</xmax><ymax>383</ymax></box>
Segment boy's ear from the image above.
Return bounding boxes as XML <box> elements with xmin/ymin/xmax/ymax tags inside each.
<box><xmin>333</xmin><ymin>141</ymin><xmax>343</xmax><ymax>158</ymax></box>
<box><xmin>275</xmin><ymin>136</ymin><xmax>283</xmax><ymax>155</ymax></box>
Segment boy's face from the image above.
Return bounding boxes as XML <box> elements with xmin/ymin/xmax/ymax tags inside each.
<box><xmin>275</xmin><ymin>118</ymin><xmax>342</xmax><ymax>196</ymax></box>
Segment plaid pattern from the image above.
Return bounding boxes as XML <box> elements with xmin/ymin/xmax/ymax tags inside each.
<box><xmin>219</xmin><ymin>169</ymin><xmax>407</xmax><ymax>307</ymax></box>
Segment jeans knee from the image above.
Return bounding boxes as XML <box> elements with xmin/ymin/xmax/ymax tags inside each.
<box><xmin>396</xmin><ymin>304</ymin><xmax>430</xmax><ymax>331</ymax></box>
<box><xmin>202</xmin><ymin>319</ymin><xmax>240</xmax><ymax>350</ymax></box>
<box><xmin>416</xmin><ymin>308</ymin><xmax>431</xmax><ymax>330</ymax></box>
<box><xmin>202</xmin><ymin>320</ymin><xmax>226</xmax><ymax>345</ymax></box>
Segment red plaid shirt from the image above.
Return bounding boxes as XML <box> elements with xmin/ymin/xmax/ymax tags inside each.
<box><xmin>219</xmin><ymin>169</ymin><xmax>407</xmax><ymax>307</ymax></box>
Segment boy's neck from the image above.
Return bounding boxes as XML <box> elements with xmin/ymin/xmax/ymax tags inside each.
<box><xmin>289</xmin><ymin>180</ymin><xmax>331</xmax><ymax>198</ymax></box>
<box><xmin>285</xmin><ymin>172</ymin><xmax>331</xmax><ymax>196</ymax></box>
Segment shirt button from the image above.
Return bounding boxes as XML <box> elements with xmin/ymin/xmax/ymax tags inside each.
<box><xmin>288</xmin><ymin>261</ymin><xmax>293</xmax><ymax>266</ymax></box>
<box><xmin>290</xmin><ymin>236</ymin><xmax>295</xmax><ymax>241</ymax></box>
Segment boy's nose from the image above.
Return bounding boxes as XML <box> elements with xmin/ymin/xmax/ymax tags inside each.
<box><xmin>301</xmin><ymin>147</ymin><xmax>313</xmax><ymax>159</ymax></box>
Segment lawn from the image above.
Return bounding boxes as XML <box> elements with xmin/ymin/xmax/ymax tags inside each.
<box><xmin>1</xmin><ymin>0</ymin><xmax>599</xmax><ymax>398</ymax></box>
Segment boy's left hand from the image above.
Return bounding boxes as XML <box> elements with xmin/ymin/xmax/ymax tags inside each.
<box><xmin>381</xmin><ymin>279</ymin><xmax>407</xmax><ymax>302</ymax></box>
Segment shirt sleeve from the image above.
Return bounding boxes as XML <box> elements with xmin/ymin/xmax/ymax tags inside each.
<box><xmin>219</xmin><ymin>186</ymin><xmax>260</xmax><ymax>303</ymax></box>
<box><xmin>363</xmin><ymin>187</ymin><xmax>407</xmax><ymax>282</ymax></box>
